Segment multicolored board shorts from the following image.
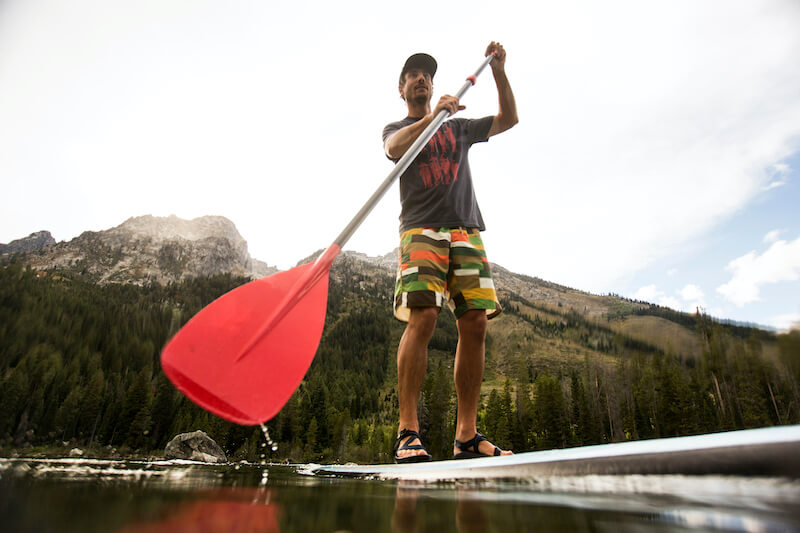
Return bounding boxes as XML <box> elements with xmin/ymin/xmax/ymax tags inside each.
<box><xmin>394</xmin><ymin>227</ymin><xmax>502</xmax><ymax>322</ymax></box>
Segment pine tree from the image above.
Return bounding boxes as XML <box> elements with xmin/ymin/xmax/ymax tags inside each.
<box><xmin>55</xmin><ymin>386</ymin><xmax>84</xmax><ymax>441</ymax></box>
<box><xmin>305</xmin><ymin>417</ymin><xmax>319</xmax><ymax>458</ymax></box>
<box><xmin>150</xmin><ymin>373</ymin><xmax>177</xmax><ymax>447</ymax></box>
<box><xmin>533</xmin><ymin>375</ymin><xmax>567</xmax><ymax>449</ymax></box>
<box><xmin>569</xmin><ymin>371</ymin><xmax>597</xmax><ymax>445</ymax></box>
<box><xmin>121</xmin><ymin>368</ymin><xmax>153</xmax><ymax>447</ymax></box>
<box><xmin>78</xmin><ymin>369</ymin><xmax>105</xmax><ymax>443</ymax></box>
<box><xmin>514</xmin><ymin>382</ymin><xmax>534</xmax><ymax>450</ymax></box>
<box><xmin>421</xmin><ymin>364</ymin><xmax>453</xmax><ymax>459</ymax></box>
<box><xmin>656</xmin><ymin>355</ymin><xmax>692</xmax><ymax>437</ymax></box>
<box><xmin>0</xmin><ymin>370</ymin><xmax>28</xmax><ymax>440</ymax></box>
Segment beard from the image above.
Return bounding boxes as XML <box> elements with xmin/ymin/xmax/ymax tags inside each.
<box><xmin>411</xmin><ymin>92</ymin><xmax>429</xmax><ymax>106</ymax></box>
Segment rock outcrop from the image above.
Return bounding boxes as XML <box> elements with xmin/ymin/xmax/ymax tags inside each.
<box><xmin>164</xmin><ymin>430</ymin><xmax>227</xmax><ymax>463</ymax></box>
<box><xmin>0</xmin><ymin>230</ymin><xmax>55</xmax><ymax>255</ymax></box>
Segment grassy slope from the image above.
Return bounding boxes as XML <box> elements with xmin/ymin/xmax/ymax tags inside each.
<box><xmin>611</xmin><ymin>315</ymin><xmax>701</xmax><ymax>359</ymax></box>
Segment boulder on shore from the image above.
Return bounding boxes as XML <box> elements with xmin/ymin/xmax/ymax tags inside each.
<box><xmin>164</xmin><ymin>430</ymin><xmax>227</xmax><ymax>463</ymax></box>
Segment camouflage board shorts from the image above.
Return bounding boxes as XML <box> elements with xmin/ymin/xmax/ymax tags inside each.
<box><xmin>394</xmin><ymin>227</ymin><xmax>502</xmax><ymax>322</ymax></box>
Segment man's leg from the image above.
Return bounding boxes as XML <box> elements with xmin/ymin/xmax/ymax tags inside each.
<box><xmin>453</xmin><ymin>309</ymin><xmax>513</xmax><ymax>456</ymax></box>
<box><xmin>396</xmin><ymin>306</ymin><xmax>438</xmax><ymax>460</ymax></box>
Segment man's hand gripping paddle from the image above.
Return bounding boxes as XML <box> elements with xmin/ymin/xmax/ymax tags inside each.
<box><xmin>161</xmin><ymin>54</ymin><xmax>495</xmax><ymax>425</ymax></box>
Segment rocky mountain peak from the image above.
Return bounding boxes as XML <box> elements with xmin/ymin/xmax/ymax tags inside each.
<box><xmin>0</xmin><ymin>230</ymin><xmax>56</xmax><ymax>255</ymax></box>
<box><xmin>12</xmin><ymin>215</ymin><xmax>275</xmax><ymax>285</ymax></box>
<box><xmin>114</xmin><ymin>215</ymin><xmax>244</xmax><ymax>245</ymax></box>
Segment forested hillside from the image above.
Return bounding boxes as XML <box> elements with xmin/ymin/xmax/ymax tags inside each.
<box><xmin>1</xmin><ymin>258</ymin><xmax>798</xmax><ymax>464</ymax></box>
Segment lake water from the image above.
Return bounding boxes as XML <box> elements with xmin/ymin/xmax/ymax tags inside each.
<box><xmin>1</xmin><ymin>457</ymin><xmax>799</xmax><ymax>532</ymax></box>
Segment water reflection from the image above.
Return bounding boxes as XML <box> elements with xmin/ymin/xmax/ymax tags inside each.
<box><xmin>392</xmin><ymin>484</ymin><xmax>489</xmax><ymax>533</ymax></box>
<box><xmin>386</xmin><ymin>478</ymin><xmax>800</xmax><ymax>533</ymax></box>
<box><xmin>1</xmin><ymin>458</ymin><xmax>799</xmax><ymax>532</ymax></box>
<box><xmin>119</xmin><ymin>488</ymin><xmax>281</xmax><ymax>533</ymax></box>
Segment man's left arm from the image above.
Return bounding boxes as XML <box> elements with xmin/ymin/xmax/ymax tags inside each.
<box><xmin>486</xmin><ymin>41</ymin><xmax>518</xmax><ymax>138</ymax></box>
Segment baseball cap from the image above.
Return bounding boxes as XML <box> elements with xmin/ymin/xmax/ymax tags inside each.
<box><xmin>399</xmin><ymin>53</ymin><xmax>437</xmax><ymax>84</ymax></box>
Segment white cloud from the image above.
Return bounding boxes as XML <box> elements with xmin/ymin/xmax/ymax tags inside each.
<box><xmin>633</xmin><ymin>285</ymin><xmax>661</xmax><ymax>302</ymax></box>
<box><xmin>773</xmin><ymin>163</ymin><xmax>791</xmax><ymax>175</ymax></box>
<box><xmin>633</xmin><ymin>283</ymin><xmax>703</xmax><ymax>314</ymax></box>
<box><xmin>472</xmin><ymin>1</ymin><xmax>800</xmax><ymax>292</ymax></box>
<box><xmin>680</xmin><ymin>284</ymin><xmax>704</xmax><ymax>302</ymax></box>
<box><xmin>659</xmin><ymin>296</ymin><xmax>682</xmax><ymax>311</ymax></box>
<box><xmin>766</xmin><ymin>313</ymin><xmax>800</xmax><ymax>332</ymax></box>
<box><xmin>763</xmin><ymin>163</ymin><xmax>791</xmax><ymax>191</ymax></box>
<box><xmin>679</xmin><ymin>284</ymin><xmax>706</xmax><ymax>315</ymax></box>
<box><xmin>763</xmin><ymin>180</ymin><xmax>789</xmax><ymax>192</ymax></box>
<box><xmin>764</xmin><ymin>230</ymin><xmax>783</xmax><ymax>243</ymax></box>
<box><xmin>717</xmin><ymin>236</ymin><xmax>800</xmax><ymax>307</ymax></box>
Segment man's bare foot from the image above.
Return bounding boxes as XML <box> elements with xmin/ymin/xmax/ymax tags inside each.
<box><xmin>453</xmin><ymin>432</ymin><xmax>513</xmax><ymax>458</ymax></box>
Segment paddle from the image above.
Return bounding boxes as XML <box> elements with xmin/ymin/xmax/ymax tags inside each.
<box><xmin>161</xmin><ymin>54</ymin><xmax>495</xmax><ymax>425</ymax></box>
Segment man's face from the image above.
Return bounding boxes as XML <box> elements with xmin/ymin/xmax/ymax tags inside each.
<box><xmin>399</xmin><ymin>68</ymin><xmax>433</xmax><ymax>104</ymax></box>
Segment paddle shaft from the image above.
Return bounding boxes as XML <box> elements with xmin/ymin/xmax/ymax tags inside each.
<box><xmin>236</xmin><ymin>55</ymin><xmax>494</xmax><ymax>361</ymax></box>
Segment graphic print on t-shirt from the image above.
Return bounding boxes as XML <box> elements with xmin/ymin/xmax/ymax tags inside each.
<box><xmin>418</xmin><ymin>124</ymin><xmax>459</xmax><ymax>189</ymax></box>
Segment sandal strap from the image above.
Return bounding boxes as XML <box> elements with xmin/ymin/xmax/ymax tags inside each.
<box><xmin>454</xmin><ymin>432</ymin><xmax>502</xmax><ymax>456</ymax></box>
<box><xmin>395</xmin><ymin>429</ymin><xmax>426</xmax><ymax>452</ymax></box>
<box><xmin>454</xmin><ymin>432</ymin><xmax>488</xmax><ymax>453</ymax></box>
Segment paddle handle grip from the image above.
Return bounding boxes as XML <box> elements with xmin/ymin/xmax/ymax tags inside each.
<box><xmin>332</xmin><ymin>54</ymin><xmax>494</xmax><ymax>249</ymax></box>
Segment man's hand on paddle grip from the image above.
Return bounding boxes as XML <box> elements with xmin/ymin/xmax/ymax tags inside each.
<box><xmin>434</xmin><ymin>94</ymin><xmax>465</xmax><ymax>117</ymax></box>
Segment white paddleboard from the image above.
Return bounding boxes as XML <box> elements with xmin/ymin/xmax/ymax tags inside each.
<box><xmin>310</xmin><ymin>425</ymin><xmax>800</xmax><ymax>481</ymax></box>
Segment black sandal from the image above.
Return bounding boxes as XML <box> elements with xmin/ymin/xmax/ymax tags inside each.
<box><xmin>453</xmin><ymin>432</ymin><xmax>502</xmax><ymax>459</ymax></box>
<box><xmin>393</xmin><ymin>429</ymin><xmax>433</xmax><ymax>464</ymax></box>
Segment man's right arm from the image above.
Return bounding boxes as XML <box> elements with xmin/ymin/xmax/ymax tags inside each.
<box><xmin>384</xmin><ymin>96</ymin><xmax>464</xmax><ymax>159</ymax></box>
<box><xmin>384</xmin><ymin>117</ymin><xmax>431</xmax><ymax>160</ymax></box>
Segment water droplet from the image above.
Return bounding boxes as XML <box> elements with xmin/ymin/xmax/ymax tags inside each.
<box><xmin>259</xmin><ymin>423</ymin><xmax>278</xmax><ymax>453</ymax></box>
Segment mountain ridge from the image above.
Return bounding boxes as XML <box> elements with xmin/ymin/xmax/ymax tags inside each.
<box><xmin>1</xmin><ymin>214</ymin><xmax>779</xmax><ymax>337</ymax></box>
<box><xmin>2</xmin><ymin>215</ymin><xmax>276</xmax><ymax>285</ymax></box>
<box><xmin>0</xmin><ymin>230</ymin><xmax>56</xmax><ymax>255</ymax></box>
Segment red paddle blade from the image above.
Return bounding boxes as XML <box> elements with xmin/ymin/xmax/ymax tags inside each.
<box><xmin>161</xmin><ymin>260</ymin><xmax>331</xmax><ymax>425</ymax></box>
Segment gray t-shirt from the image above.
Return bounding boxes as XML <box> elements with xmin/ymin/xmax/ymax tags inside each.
<box><xmin>383</xmin><ymin>115</ymin><xmax>493</xmax><ymax>232</ymax></box>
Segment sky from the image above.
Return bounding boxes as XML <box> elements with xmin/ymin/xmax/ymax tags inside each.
<box><xmin>1</xmin><ymin>0</ymin><xmax>799</xmax><ymax>331</ymax></box>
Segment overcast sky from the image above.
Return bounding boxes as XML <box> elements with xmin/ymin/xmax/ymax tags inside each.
<box><xmin>1</xmin><ymin>0</ymin><xmax>799</xmax><ymax>331</ymax></box>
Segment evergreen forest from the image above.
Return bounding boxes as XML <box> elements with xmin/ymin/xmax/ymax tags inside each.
<box><xmin>1</xmin><ymin>260</ymin><xmax>799</xmax><ymax>463</ymax></box>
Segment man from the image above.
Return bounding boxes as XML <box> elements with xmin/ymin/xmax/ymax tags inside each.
<box><xmin>383</xmin><ymin>42</ymin><xmax>518</xmax><ymax>462</ymax></box>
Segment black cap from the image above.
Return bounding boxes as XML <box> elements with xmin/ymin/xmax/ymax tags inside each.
<box><xmin>399</xmin><ymin>53</ymin><xmax>437</xmax><ymax>85</ymax></box>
